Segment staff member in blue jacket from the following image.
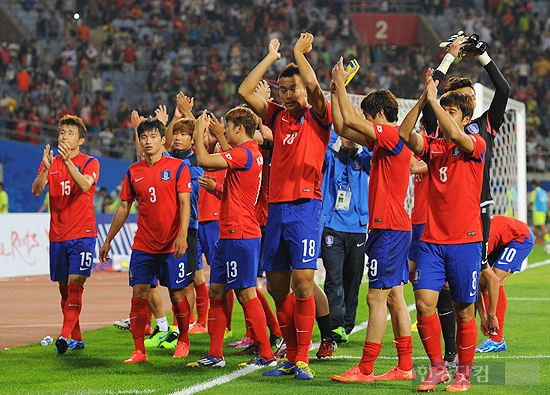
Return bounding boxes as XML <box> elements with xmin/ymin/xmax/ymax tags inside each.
<box><xmin>321</xmin><ymin>131</ymin><xmax>371</xmax><ymax>343</ymax></box>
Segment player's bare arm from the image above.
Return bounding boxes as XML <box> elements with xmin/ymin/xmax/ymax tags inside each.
<box><xmin>332</xmin><ymin>57</ymin><xmax>377</xmax><ymax>141</ymax></box>
<box><xmin>293</xmin><ymin>32</ymin><xmax>326</xmax><ymax>117</ymax></box>
<box><xmin>58</xmin><ymin>141</ymin><xmax>95</xmax><ymax>193</ymax></box>
<box><xmin>193</xmin><ymin>110</ymin><xmax>229</xmax><ymax>171</ymax></box>
<box><xmin>238</xmin><ymin>38</ymin><xmax>281</xmax><ymax>122</ymax></box>
<box><xmin>98</xmin><ymin>200</ymin><xmax>131</xmax><ymax>263</ymax></box>
<box><xmin>208</xmin><ymin>115</ymin><xmax>232</xmax><ymax>152</ymax></box>
<box><xmin>426</xmin><ymin>75</ymin><xmax>476</xmax><ymax>154</ymax></box>
<box><xmin>176</xmin><ymin>92</ymin><xmax>195</xmax><ymax>120</ymax></box>
<box><xmin>198</xmin><ymin>175</ymin><xmax>222</xmax><ymax>200</ymax></box>
<box><xmin>174</xmin><ymin>191</ymin><xmax>191</xmax><ymax>259</ymax></box>
<box><xmin>399</xmin><ymin>70</ymin><xmax>432</xmax><ymax>154</ymax></box>
<box><xmin>32</xmin><ymin>144</ymin><xmax>54</xmax><ymax>196</ymax></box>
<box><xmin>410</xmin><ymin>156</ymin><xmax>428</xmax><ymax>174</ymax></box>
<box><xmin>330</xmin><ymin>83</ymin><xmax>364</xmax><ymax>145</ymax></box>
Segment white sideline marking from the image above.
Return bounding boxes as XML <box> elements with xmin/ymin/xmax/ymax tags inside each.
<box><xmin>170</xmin><ymin>366</ymin><xmax>260</xmax><ymax>395</ymax></box>
<box><xmin>169</xmin><ymin>304</ymin><xmax>417</xmax><ymax>395</ymax></box>
<box><xmin>525</xmin><ymin>259</ymin><xmax>550</xmax><ymax>270</ymax></box>
<box><xmin>0</xmin><ymin>322</ymin><xmax>116</xmax><ymax>329</ymax></box>
<box><xmin>320</xmin><ymin>354</ymin><xmax>550</xmax><ymax>361</ymax></box>
<box><xmin>507</xmin><ymin>297</ymin><xmax>550</xmax><ymax>301</ymax></box>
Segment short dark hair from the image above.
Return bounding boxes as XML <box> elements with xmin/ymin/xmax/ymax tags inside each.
<box><xmin>279</xmin><ymin>62</ymin><xmax>300</xmax><ymax>80</ymax></box>
<box><xmin>58</xmin><ymin>115</ymin><xmax>88</xmax><ymax>139</ymax></box>
<box><xmin>225</xmin><ymin>106</ymin><xmax>260</xmax><ymax>138</ymax></box>
<box><xmin>137</xmin><ymin>118</ymin><xmax>166</xmax><ymax>138</ymax></box>
<box><xmin>439</xmin><ymin>91</ymin><xmax>474</xmax><ymax>119</ymax></box>
<box><xmin>360</xmin><ymin>89</ymin><xmax>399</xmax><ymax>123</ymax></box>
<box><xmin>444</xmin><ymin>76</ymin><xmax>474</xmax><ymax>93</ymax></box>
<box><xmin>532</xmin><ymin>179</ymin><xmax>540</xmax><ymax>187</ymax></box>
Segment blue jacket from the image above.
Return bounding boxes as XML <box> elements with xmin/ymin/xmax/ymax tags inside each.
<box><xmin>172</xmin><ymin>149</ymin><xmax>204</xmax><ymax>230</ymax></box>
<box><xmin>322</xmin><ymin>135</ymin><xmax>371</xmax><ymax>234</ymax></box>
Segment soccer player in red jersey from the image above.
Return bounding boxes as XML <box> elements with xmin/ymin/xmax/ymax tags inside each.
<box><xmin>99</xmin><ymin>118</ymin><xmax>193</xmax><ymax>364</ymax></box>
<box><xmin>187</xmin><ymin>106</ymin><xmax>275</xmax><ymax>368</ymax></box>
<box><xmin>238</xmin><ymin>33</ymin><xmax>332</xmax><ymax>380</ymax></box>
<box><xmin>399</xmin><ymin>69</ymin><xmax>486</xmax><ymax>392</ymax></box>
<box><xmin>476</xmin><ymin>215</ymin><xmax>534</xmax><ymax>353</ymax></box>
<box><xmin>329</xmin><ymin>59</ymin><xmax>414</xmax><ymax>384</ymax></box>
<box><xmin>32</xmin><ymin>115</ymin><xmax>100</xmax><ymax>355</ymax></box>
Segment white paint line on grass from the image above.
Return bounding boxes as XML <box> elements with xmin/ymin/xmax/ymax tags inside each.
<box><xmin>525</xmin><ymin>259</ymin><xmax>550</xmax><ymax>270</ymax></box>
<box><xmin>170</xmin><ymin>303</ymin><xmax>417</xmax><ymax>395</ymax></box>
<box><xmin>321</xmin><ymin>354</ymin><xmax>550</xmax><ymax>361</ymax></box>
<box><xmin>507</xmin><ymin>297</ymin><xmax>550</xmax><ymax>301</ymax></box>
<box><xmin>169</xmin><ymin>366</ymin><xmax>260</xmax><ymax>395</ymax></box>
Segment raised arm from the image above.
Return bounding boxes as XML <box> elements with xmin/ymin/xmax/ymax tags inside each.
<box><xmin>426</xmin><ymin>75</ymin><xmax>475</xmax><ymax>153</ymax></box>
<box><xmin>331</xmin><ymin>57</ymin><xmax>376</xmax><ymax>141</ymax></box>
<box><xmin>293</xmin><ymin>32</ymin><xmax>326</xmax><ymax>118</ymax></box>
<box><xmin>330</xmin><ymin>83</ymin><xmax>367</xmax><ymax>146</ymax></box>
<box><xmin>399</xmin><ymin>69</ymin><xmax>432</xmax><ymax>154</ymax></box>
<box><xmin>193</xmin><ymin>110</ymin><xmax>230</xmax><ymax>171</ymax></box>
<box><xmin>238</xmin><ymin>39</ymin><xmax>281</xmax><ymax>122</ymax></box>
<box><xmin>32</xmin><ymin>144</ymin><xmax>53</xmax><ymax>196</ymax></box>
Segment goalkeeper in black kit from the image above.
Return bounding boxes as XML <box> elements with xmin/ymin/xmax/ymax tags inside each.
<box><xmin>420</xmin><ymin>32</ymin><xmax>511</xmax><ymax>366</ymax></box>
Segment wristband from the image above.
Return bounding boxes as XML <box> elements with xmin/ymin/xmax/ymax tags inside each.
<box><xmin>477</xmin><ymin>52</ymin><xmax>491</xmax><ymax>66</ymax></box>
<box><xmin>214</xmin><ymin>182</ymin><xmax>223</xmax><ymax>193</ymax></box>
<box><xmin>436</xmin><ymin>53</ymin><xmax>455</xmax><ymax>75</ymax></box>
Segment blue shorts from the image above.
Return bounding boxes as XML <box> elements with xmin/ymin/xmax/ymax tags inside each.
<box><xmin>262</xmin><ymin>199</ymin><xmax>323</xmax><ymax>271</ymax></box>
<box><xmin>489</xmin><ymin>229</ymin><xmax>534</xmax><ymax>273</ymax></box>
<box><xmin>364</xmin><ymin>229</ymin><xmax>411</xmax><ymax>289</ymax></box>
<box><xmin>129</xmin><ymin>249</ymin><xmax>190</xmax><ymax>289</ymax></box>
<box><xmin>409</xmin><ymin>223</ymin><xmax>426</xmax><ymax>262</ymax></box>
<box><xmin>197</xmin><ymin>220</ymin><xmax>220</xmax><ymax>269</ymax></box>
<box><xmin>210</xmin><ymin>238</ymin><xmax>261</xmax><ymax>289</ymax></box>
<box><xmin>50</xmin><ymin>237</ymin><xmax>96</xmax><ymax>282</ymax></box>
<box><xmin>414</xmin><ymin>242</ymin><xmax>481</xmax><ymax>303</ymax></box>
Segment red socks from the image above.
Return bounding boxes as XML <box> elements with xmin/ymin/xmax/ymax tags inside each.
<box><xmin>359</xmin><ymin>340</ymin><xmax>383</xmax><ymax>375</ymax></box>
<box><xmin>395</xmin><ymin>336</ymin><xmax>413</xmax><ymax>371</ymax></box>
<box><xmin>243</xmin><ymin>297</ymin><xmax>273</xmax><ymax>359</ymax></box>
<box><xmin>256</xmin><ymin>287</ymin><xmax>281</xmax><ymax>337</ymax></box>
<box><xmin>294</xmin><ymin>295</ymin><xmax>315</xmax><ymax>364</ymax></box>
<box><xmin>208</xmin><ymin>298</ymin><xmax>227</xmax><ymax>358</ymax></box>
<box><xmin>174</xmin><ymin>297</ymin><xmax>191</xmax><ymax>344</ymax></box>
<box><xmin>417</xmin><ymin>312</ymin><xmax>444</xmax><ymax>365</ymax></box>
<box><xmin>456</xmin><ymin>317</ymin><xmax>477</xmax><ymax>378</ymax></box>
<box><xmin>224</xmin><ymin>290</ymin><xmax>234</xmax><ymax>331</ymax></box>
<box><xmin>130</xmin><ymin>297</ymin><xmax>148</xmax><ymax>353</ymax></box>
<box><xmin>275</xmin><ymin>294</ymin><xmax>297</xmax><ymax>362</ymax></box>
<box><xmin>490</xmin><ymin>286</ymin><xmax>507</xmax><ymax>342</ymax></box>
<box><xmin>59</xmin><ymin>282</ymin><xmax>84</xmax><ymax>340</ymax></box>
<box><xmin>195</xmin><ymin>281</ymin><xmax>209</xmax><ymax>326</ymax></box>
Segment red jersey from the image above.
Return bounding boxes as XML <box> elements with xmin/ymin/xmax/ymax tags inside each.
<box><xmin>38</xmin><ymin>152</ymin><xmax>99</xmax><ymax>242</ymax></box>
<box><xmin>411</xmin><ymin>172</ymin><xmax>428</xmax><ymax>225</ymax></box>
<box><xmin>198</xmin><ymin>169</ymin><xmax>225</xmax><ymax>222</ymax></box>
<box><xmin>120</xmin><ymin>155</ymin><xmax>191</xmax><ymax>254</ymax></box>
<box><xmin>365</xmin><ymin>124</ymin><xmax>412</xmax><ymax>231</ymax></box>
<box><xmin>488</xmin><ymin>215</ymin><xmax>531</xmax><ymax>254</ymax></box>
<box><xmin>255</xmin><ymin>147</ymin><xmax>270</xmax><ymax>227</ymax></box>
<box><xmin>265</xmin><ymin>100</ymin><xmax>331</xmax><ymax>203</ymax></box>
<box><xmin>419</xmin><ymin>134</ymin><xmax>486</xmax><ymax>244</ymax></box>
<box><xmin>219</xmin><ymin>140</ymin><xmax>263</xmax><ymax>239</ymax></box>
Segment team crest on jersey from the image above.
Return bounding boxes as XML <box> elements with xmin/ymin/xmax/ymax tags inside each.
<box><xmin>325</xmin><ymin>235</ymin><xmax>334</xmax><ymax>247</ymax></box>
<box><xmin>298</xmin><ymin>113</ymin><xmax>306</xmax><ymax>125</ymax></box>
<box><xmin>453</xmin><ymin>146</ymin><xmax>461</xmax><ymax>156</ymax></box>
<box><xmin>76</xmin><ymin>165</ymin><xmax>82</xmax><ymax>173</ymax></box>
<box><xmin>161</xmin><ymin>169</ymin><xmax>172</xmax><ymax>181</ymax></box>
<box><xmin>466</xmin><ymin>123</ymin><xmax>480</xmax><ymax>135</ymax></box>
<box><xmin>352</xmin><ymin>158</ymin><xmax>361</xmax><ymax>170</ymax></box>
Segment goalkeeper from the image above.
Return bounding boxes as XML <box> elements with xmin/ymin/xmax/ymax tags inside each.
<box><xmin>421</xmin><ymin>32</ymin><xmax>511</xmax><ymax>368</ymax></box>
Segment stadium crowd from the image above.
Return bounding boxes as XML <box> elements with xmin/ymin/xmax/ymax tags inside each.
<box><xmin>0</xmin><ymin>0</ymin><xmax>549</xmax><ymax>167</ymax></box>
